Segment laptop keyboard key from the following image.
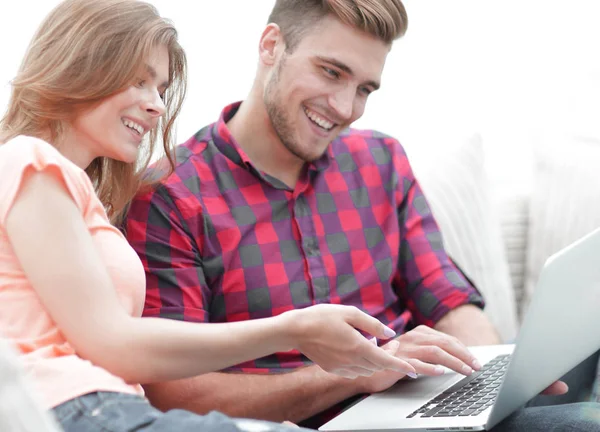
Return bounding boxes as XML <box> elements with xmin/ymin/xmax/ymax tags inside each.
<box><xmin>405</xmin><ymin>354</ymin><xmax>511</xmax><ymax>419</ymax></box>
<box><xmin>422</xmin><ymin>406</ymin><xmax>444</xmax><ymax>417</ymax></box>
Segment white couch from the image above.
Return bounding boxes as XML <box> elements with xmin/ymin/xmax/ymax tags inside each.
<box><xmin>407</xmin><ymin>132</ymin><xmax>600</xmax><ymax>343</ymax></box>
<box><xmin>0</xmin><ymin>339</ymin><xmax>61</xmax><ymax>432</ymax></box>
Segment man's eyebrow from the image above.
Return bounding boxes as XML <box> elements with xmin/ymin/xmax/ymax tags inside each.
<box><xmin>316</xmin><ymin>56</ymin><xmax>380</xmax><ymax>90</ymax></box>
<box><xmin>145</xmin><ymin>64</ymin><xmax>170</xmax><ymax>89</ymax></box>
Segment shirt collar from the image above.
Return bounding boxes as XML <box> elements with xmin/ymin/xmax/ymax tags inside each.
<box><xmin>210</xmin><ymin>102</ymin><xmax>332</xmax><ymax>175</ymax></box>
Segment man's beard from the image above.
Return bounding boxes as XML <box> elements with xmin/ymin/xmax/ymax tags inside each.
<box><xmin>264</xmin><ymin>56</ymin><xmax>324</xmax><ymax>163</ymax></box>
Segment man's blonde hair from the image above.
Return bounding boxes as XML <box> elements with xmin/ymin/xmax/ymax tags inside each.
<box><xmin>267</xmin><ymin>0</ymin><xmax>408</xmax><ymax>52</ymax></box>
<box><xmin>0</xmin><ymin>0</ymin><xmax>187</xmax><ymax>224</ymax></box>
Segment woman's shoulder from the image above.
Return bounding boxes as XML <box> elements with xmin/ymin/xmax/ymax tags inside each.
<box><xmin>0</xmin><ymin>135</ymin><xmax>94</xmax><ymax>202</ymax></box>
<box><xmin>2</xmin><ymin>135</ymin><xmax>65</xmax><ymax>160</ymax></box>
<box><xmin>0</xmin><ymin>135</ymin><xmax>85</xmax><ymax>176</ymax></box>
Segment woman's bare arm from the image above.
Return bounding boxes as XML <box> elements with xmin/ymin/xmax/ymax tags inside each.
<box><xmin>5</xmin><ymin>171</ymin><xmax>414</xmax><ymax>384</ymax></box>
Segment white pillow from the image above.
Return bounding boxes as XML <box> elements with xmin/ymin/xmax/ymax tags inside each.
<box><xmin>524</xmin><ymin>135</ymin><xmax>600</xmax><ymax>315</ymax></box>
<box><xmin>410</xmin><ymin>134</ymin><xmax>518</xmax><ymax>342</ymax></box>
<box><xmin>497</xmin><ymin>192</ymin><xmax>530</xmax><ymax>320</ymax></box>
<box><xmin>0</xmin><ymin>338</ymin><xmax>61</xmax><ymax>432</ymax></box>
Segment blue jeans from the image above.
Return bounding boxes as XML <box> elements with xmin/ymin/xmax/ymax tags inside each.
<box><xmin>52</xmin><ymin>393</ymin><xmax>600</xmax><ymax>432</ymax></box>
<box><xmin>52</xmin><ymin>392</ymin><xmax>307</xmax><ymax>432</ymax></box>
<box><xmin>490</xmin><ymin>402</ymin><xmax>600</xmax><ymax>431</ymax></box>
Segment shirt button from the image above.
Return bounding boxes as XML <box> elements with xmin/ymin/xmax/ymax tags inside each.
<box><xmin>294</xmin><ymin>196</ymin><xmax>310</xmax><ymax>218</ymax></box>
<box><xmin>304</xmin><ymin>237</ymin><xmax>319</xmax><ymax>257</ymax></box>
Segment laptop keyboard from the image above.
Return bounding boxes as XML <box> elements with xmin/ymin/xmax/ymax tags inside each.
<box><xmin>406</xmin><ymin>354</ymin><xmax>511</xmax><ymax>419</ymax></box>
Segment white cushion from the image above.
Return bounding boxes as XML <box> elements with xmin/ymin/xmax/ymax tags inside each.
<box><xmin>497</xmin><ymin>192</ymin><xmax>530</xmax><ymax>320</ymax></box>
<box><xmin>524</xmin><ymin>134</ymin><xmax>600</xmax><ymax>315</ymax></box>
<box><xmin>410</xmin><ymin>134</ymin><xmax>518</xmax><ymax>342</ymax></box>
<box><xmin>0</xmin><ymin>339</ymin><xmax>61</xmax><ymax>432</ymax></box>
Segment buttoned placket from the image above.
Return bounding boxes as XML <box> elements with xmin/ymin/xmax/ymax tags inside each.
<box><xmin>235</xmin><ymin>135</ymin><xmax>333</xmax><ymax>305</ymax></box>
<box><xmin>290</xmin><ymin>170</ymin><xmax>330</xmax><ymax>304</ymax></box>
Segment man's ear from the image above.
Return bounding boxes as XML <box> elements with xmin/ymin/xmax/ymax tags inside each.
<box><xmin>259</xmin><ymin>23</ymin><xmax>285</xmax><ymax>66</ymax></box>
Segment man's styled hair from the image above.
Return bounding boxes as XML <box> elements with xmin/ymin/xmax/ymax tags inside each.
<box><xmin>267</xmin><ymin>0</ymin><xmax>408</xmax><ymax>52</ymax></box>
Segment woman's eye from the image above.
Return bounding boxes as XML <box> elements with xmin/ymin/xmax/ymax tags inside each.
<box><xmin>136</xmin><ymin>79</ymin><xmax>145</xmax><ymax>88</ymax></box>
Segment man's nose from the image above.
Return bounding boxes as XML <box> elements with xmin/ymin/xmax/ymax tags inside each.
<box><xmin>329</xmin><ymin>86</ymin><xmax>355</xmax><ymax>122</ymax></box>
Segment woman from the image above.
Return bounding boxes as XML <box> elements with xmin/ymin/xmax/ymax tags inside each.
<box><xmin>0</xmin><ymin>1</ymin><xmax>415</xmax><ymax>431</ymax></box>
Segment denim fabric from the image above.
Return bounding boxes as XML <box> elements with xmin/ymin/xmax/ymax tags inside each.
<box><xmin>527</xmin><ymin>350</ymin><xmax>600</xmax><ymax>407</ymax></box>
<box><xmin>593</xmin><ymin>354</ymin><xmax>600</xmax><ymax>403</ymax></box>
<box><xmin>491</xmin><ymin>350</ymin><xmax>600</xmax><ymax>431</ymax></box>
<box><xmin>491</xmin><ymin>402</ymin><xmax>600</xmax><ymax>431</ymax></box>
<box><xmin>52</xmin><ymin>392</ymin><xmax>304</xmax><ymax>432</ymax></box>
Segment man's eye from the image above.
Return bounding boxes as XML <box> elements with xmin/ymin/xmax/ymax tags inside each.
<box><xmin>359</xmin><ymin>86</ymin><xmax>373</xmax><ymax>96</ymax></box>
<box><xmin>323</xmin><ymin>67</ymin><xmax>340</xmax><ymax>79</ymax></box>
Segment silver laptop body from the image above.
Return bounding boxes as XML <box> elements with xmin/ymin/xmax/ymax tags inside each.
<box><xmin>320</xmin><ymin>227</ymin><xmax>600</xmax><ymax>432</ymax></box>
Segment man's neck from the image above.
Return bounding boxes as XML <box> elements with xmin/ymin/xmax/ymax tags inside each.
<box><xmin>226</xmin><ymin>92</ymin><xmax>304</xmax><ymax>189</ymax></box>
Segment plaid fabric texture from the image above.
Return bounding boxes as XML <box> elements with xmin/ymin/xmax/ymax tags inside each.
<box><xmin>125</xmin><ymin>102</ymin><xmax>484</xmax><ymax>373</ymax></box>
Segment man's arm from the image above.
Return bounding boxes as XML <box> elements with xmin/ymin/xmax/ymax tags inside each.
<box><xmin>434</xmin><ymin>304</ymin><xmax>501</xmax><ymax>346</ymax></box>
<box><xmin>391</xmin><ymin>139</ymin><xmax>486</xmax><ymax>328</ymax></box>
<box><xmin>143</xmin><ymin>366</ymin><xmax>361</xmax><ymax>423</ymax></box>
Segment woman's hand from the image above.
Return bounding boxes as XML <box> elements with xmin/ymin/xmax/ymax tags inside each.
<box><xmin>279</xmin><ymin>305</ymin><xmax>416</xmax><ymax>378</ymax></box>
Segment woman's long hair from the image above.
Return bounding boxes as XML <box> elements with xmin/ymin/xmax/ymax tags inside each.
<box><xmin>0</xmin><ymin>0</ymin><xmax>187</xmax><ymax>224</ymax></box>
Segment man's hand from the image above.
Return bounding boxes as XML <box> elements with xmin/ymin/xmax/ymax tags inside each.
<box><xmin>541</xmin><ymin>381</ymin><xmax>569</xmax><ymax>395</ymax></box>
<box><xmin>395</xmin><ymin>325</ymin><xmax>481</xmax><ymax>376</ymax></box>
<box><xmin>352</xmin><ymin>325</ymin><xmax>569</xmax><ymax>398</ymax></box>
<box><xmin>354</xmin><ymin>325</ymin><xmax>480</xmax><ymax>394</ymax></box>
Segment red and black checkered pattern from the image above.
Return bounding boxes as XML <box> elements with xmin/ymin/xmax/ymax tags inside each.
<box><xmin>125</xmin><ymin>102</ymin><xmax>484</xmax><ymax>373</ymax></box>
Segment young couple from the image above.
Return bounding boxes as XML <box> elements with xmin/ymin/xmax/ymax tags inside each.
<box><xmin>1</xmin><ymin>0</ymin><xmax>598</xmax><ymax>431</ymax></box>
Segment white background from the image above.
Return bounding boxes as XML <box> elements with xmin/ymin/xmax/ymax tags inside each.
<box><xmin>3</xmin><ymin>1</ymin><xmax>600</xmax><ymax>194</ymax></box>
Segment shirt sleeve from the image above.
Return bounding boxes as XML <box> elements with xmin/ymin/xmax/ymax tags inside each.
<box><xmin>0</xmin><ymin>136</ymin><xmax>90</xmax><ymax>226</ymax></box>
<box><xmin>124</xmin><ymin>182</ymin><xmax>211</xmax><ymax>323</ymax></box>
<box><xmin>389</xmin><ymin>138</ymin><xmax>485</xmax><ymax>327</ymax></box>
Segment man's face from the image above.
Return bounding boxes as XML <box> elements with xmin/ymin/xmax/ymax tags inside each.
<box><xmin>263</xmin><ymin>15</ymin><xmax>390</xmax><ymax>162</ymax></box>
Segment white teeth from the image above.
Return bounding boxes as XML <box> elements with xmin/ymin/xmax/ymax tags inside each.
<box><xmin>304</xmin><ymin>107</ymin><xmax>334</xmax><ymax>131</ymax></box>
<box><xmin>122</xmin><ymin>119</ymin><xmax>144</xmax><ymax>135</ymax></box>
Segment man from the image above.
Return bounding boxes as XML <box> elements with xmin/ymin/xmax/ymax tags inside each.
<box><xmin>125</xmin><ymin>0</ymin><xmax>594</xmax><ymax>430</ymax></box>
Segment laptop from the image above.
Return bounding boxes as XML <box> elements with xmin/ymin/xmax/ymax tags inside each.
<box><xmin>320</xmin><ymin>227</ymin><xmax>600</xmax><ymax>432</ymax></box>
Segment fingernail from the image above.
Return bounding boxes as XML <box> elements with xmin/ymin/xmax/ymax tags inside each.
<box><xmin>434</xmin><ymin>366</ymin><xmax>445</xmax><ymax>375</ymax></box>
<box><xmin>407</xmin><ymin>372</ymin><xmax>418</xmax><ymax>379</ymax></box>
<box><xmin>462</xmin><ymin>365</ymin><xmax>474</xmax><ymax>375</ymax></box>
<box><xmin>472</xmin><ymin>359</ymin><xmax>481</xmax><ymax>370</ymax></box>
<box><xmin>383</xmin><ymin>326</ymin><xmax>396</xmax><ymax>338</ymax></box>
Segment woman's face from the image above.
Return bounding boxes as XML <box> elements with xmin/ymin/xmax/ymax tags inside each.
<box><xmin>67</xmin><ymin>45</ymin><xmax>170</xmax><ymax>166</ymax></box>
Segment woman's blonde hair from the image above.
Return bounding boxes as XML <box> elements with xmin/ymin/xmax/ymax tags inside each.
<box><xmin>0</xmin><ymin>0</ymin><xmax>186</xmax><ymax>224</ymax></box>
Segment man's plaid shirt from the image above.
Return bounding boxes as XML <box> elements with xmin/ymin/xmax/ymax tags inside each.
<box><xmin>125</xmin><ymin>102</ymin><xmax>484</xmax><ymax>373</ymax></box>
